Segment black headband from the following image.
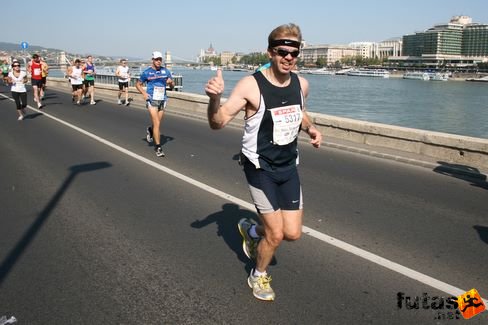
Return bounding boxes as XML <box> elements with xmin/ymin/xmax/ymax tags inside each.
<box><xmin>268</xmin><ymin>39</ymin><xmax>301</xmax><ymax>49</ymax></box>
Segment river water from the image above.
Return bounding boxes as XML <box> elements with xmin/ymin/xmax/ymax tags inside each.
<box><xmin>171</xmin><ymin>67</ymin><xmax>488</xmax><ymax>139</ymax></box>
<box><xmin>51</xmin><ymin>67</ymin><xmax>488</xmax><ymax>139</ymax></box>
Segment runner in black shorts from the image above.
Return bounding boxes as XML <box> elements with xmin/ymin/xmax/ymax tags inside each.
<box><xmin>116</xmin><ymin>59</ymin><xmax>131</xmax><ymax>105</ymax></box>
<box><xmin>206</xmin><ymin>23</ymin><xmax>322</xmax><ymax>301</ymax></box>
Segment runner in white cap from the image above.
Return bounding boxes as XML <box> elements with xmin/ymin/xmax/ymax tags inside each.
<box><xmin>135</xmin><ymin>51</ymin><xmax>174</xmax><ymax>157</ymax></box>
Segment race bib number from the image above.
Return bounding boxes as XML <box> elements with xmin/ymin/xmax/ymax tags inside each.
<box><xmin>153</xmin><ymin>86</ymin><xmax>165</xmax><ymax>100</ymax></box>
<box><xmin>270</xmin><ymin>104</ymin><xmax>302</xmax><ymax>145</ymax></box>
<box><xmin>33</xmin><ymin>68</ymin><xmax>41</xmax><ymax>77</ymax></box>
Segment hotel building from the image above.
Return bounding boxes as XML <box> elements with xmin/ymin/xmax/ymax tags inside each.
<box><xmin>389</xmin><ymin>16</ymin><xmax>488</xmax><ymax>69</ymax></box>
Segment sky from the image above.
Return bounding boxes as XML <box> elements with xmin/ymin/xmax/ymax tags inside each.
<box><xmin>3</xmin><ymin>0</ymin><xmax>487</xmax><ymax>61</ymax></box>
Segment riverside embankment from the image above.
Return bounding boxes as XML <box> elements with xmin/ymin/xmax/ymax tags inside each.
<box><xmin>46</xmin><ymin>77</ymin><xmax>488</xmax><ymax>178</ymax></box>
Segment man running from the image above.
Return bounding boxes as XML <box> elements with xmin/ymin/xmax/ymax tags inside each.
<box><xmin>67</xmin><ymin>59</ymin><xmax>84</xmax><ymax>105</ymax></box>
<box><xmin>205</xmin><ymin>23</ymin><xmax>322</xmax><ymax>301</ymax></box>
<box><xmin>27</xmin><ymin>54</ymin><xmax>43</xmax><ymax>108</ymax></box>
<box><xmin>82</xmin><ymin>55</ymin><xmax>96</xmax><ymax>105</ymax></box>
<box><xmin>136</xmin><ymin>51</ymin><xmax>174</xmax><ymax>157</ymax></box>
<box><xmin>1</xmin><ymin>60</ymin><xmax>9</xmax><ymax>85</ymax></box>
<box><xmin>115</xmin><ymin>59</ymin><xmax>131</xmax><ymax>105</ymax></box>
<box><xmin>40</xmin><ymin>57</ymin><xmax>49</xmax><ymax>99</ymax></box>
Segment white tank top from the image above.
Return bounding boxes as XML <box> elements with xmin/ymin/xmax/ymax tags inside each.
<box><xmin>9</xmin><ymin>71</ymin><xmax>27</xmax><ymax>92</ymax></box>
<box><xmin>117</xmin><ymin>66</ymin><xmax>130</xmax><ymax>82</ymax></box>
<box><xmin>70</xmin><ymin>66</ymin><xmax>83</xmax><ymax>85</ymax></box>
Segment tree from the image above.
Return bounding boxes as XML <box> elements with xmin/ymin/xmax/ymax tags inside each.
<box><xmin>238</xmin><ymin>52</ymin><xmax>268</xmax><ymax>66</ymax></box>
<box><xmin>315</xmin><ymin>57</ymin><xmax>327</xmax><ymax>68</ymax></box>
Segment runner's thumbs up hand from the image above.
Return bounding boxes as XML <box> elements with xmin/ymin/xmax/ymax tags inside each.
<box><xmin>205</xmin><ymin>68</ymin><xmax>224</xmax><ymax>99</ymax></box>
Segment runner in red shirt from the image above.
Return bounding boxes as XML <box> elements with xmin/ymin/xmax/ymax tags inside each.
<box><xmin>27</xmin><ymin>53</ymin><xmax>43</xmax><ymax>108</ymax></box>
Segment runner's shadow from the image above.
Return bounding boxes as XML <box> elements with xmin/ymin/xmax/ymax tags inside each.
<box><xmin>191</xmin><ymin>203</ymin><xmax>277</xmax><ymax>274</ymax></box>
<box><xmin>0</xmin><ymin>161</ymin><xmax>112</xmax><ymax>286</ymax></box>
<box><xmin>41</xmin><ymin>94</ymin><xmax>57</xmax><ymax>99</ymax></box>
<box><xmin>141</xmin><ymin>135</ymin><xmax>174</xmax><ymax>147</ymax></box>
<box><xmin>23</xmin><ymin>113</ymin><xmax>43</xmax><ymax>119</ymax></box>
<box><xmin>40</xmin><ymin>102</ymin><xmax>63</xmax><ymax>106</ymax></box>
<box><xmin>473</xmin><ymin>225</ymin><xmax>488</xmax><ymax>245</ymax></box>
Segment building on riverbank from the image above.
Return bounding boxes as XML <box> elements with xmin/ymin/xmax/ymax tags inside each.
<box><xmin>389</xmin><ymin>16</ymin><xmax>488</xmax><ymax>71</ymax></box>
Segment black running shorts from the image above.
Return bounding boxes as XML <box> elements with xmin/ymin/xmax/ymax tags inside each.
<box><xmin>243</xmin><ymin>161</ymin><xmax>303</xmax><ymax>214</ymax></box>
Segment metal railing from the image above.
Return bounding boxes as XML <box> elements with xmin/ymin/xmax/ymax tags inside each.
<box><xmin>94</xmin><ymin>73</ymin><xmax>183</xmax><ymax>91</ymax></box>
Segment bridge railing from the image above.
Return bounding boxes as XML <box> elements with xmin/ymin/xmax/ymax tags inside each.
<box><xmin>94</xmin><ymin>74</ymin><xmax>183</xmax><ymax>91</ymax></box>
<box><xmin>51</xmin><ymin>67</ymin><xmax>182</xmax><ymax>91</ymax></box>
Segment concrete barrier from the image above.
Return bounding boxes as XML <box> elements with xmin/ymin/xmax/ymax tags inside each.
<box><xmin>167</xmin><ymin>89</ymin><xmax>488</xmax><ymax>171</ymax></box>
<box><xmin>47</xmin><ymin>77</ymin><xmax>488</xmax><ymax>171</ymax></box>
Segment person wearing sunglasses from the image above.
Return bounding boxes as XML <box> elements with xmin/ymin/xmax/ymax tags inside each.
<box><xmin>136</xmin><ymin>51</ymin><xmax>174</xmax><ymax>157</ymax></box>
<box><xmin>7</xmin><ymin>62</ymin><xmax>28</xmax><ymax>120</ymax></box>
<box><xmin>205</xmin><ymin>23</ymin><xmax>322</xmax><ymax>301</ymax></box>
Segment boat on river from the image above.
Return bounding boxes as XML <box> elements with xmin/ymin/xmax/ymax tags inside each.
<box><xmin>429</xmin><ymin>72</ymin><xmax>449</xmax><ymax>81</ymax></box>
<box><xmin>335</xmin><ymin>68</ymin><xmax>353</xmax><ymax>75</ymax></box>
<box><xmin>466</xmin><ymin>76</ymin><xmax>488</xmax><ymax>82</ymax></box>
<box><xmin>308</xmin><ymin>68</ymin><xmax>335</xmax><ymax>75</ymax></box>
<box><xmin>347</xmin><ymin>68</ymin><xmax>390</xmax><ymax>78</ymax></box>
<box><xmin>403</xmin><ymin>71</ymin><xmax>430</xmax><ymax>81</ymax></box>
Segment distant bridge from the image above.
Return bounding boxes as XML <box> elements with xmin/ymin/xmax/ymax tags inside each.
<box><xmin>171</xmin><ymin>55</ymin><xmax>198</xmax><ymax>64</ymax></box>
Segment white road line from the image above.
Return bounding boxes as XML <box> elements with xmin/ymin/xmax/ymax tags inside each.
<box><xmin>4</xmin><ymin>94</ymin><xmax>486</xmax><ymax>304</ymax></box>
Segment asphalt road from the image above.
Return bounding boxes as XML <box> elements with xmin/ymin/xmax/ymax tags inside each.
<box><xmin>0</xmin><ymin>84</ymin><xmax>487</xmax><ymax>324</ymax></box>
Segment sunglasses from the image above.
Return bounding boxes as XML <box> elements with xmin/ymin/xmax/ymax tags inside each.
<box><xmin>153</xmin><ymin>58</ymin><xmax>163</xmax><ymax>61</ymax></box>
<box><xmin>12</xmin><ymin>65</ymin><xmax>20</xmax><ymax>67</ymax></box>
<box><xmin>273</xmin><ymin>48</ymin><xmax>300</xmax><ymax>58</ymax></box>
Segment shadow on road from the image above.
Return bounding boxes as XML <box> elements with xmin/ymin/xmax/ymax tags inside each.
<box><xmin>141</xmin><ymin>135</ymin><xmax>174</xmax><ymax>148</ymax></box>
<box><xmin>191</xmin><ymin>203</ymin><xmax>277</xmax><ymax>273</ymax></box>
<box><xmin>23</xmin><ymin>112</ymin><xmax>43</xmax><ymax>120</ymax></box>
<box><xmin>473</xmin><ymin>225</ymin><xmax>488</xmax><ymax>245</ymax></box>
<box><xmin>433</xmin><ymin>161</ymin><xmax>488</xmax><ymax>190</ymax></box>
<box><xmin>41</xmin><ymin>93</ymin><xmax>58</xmax><ymax>100</ymax></box>
<box><xmin>0</xmin><ymin>161</ymin><xmax>112</xmax><ymax>286</ymax></box>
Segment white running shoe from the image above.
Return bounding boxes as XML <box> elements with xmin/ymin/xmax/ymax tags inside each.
<box><xmin>247</xmin><ymin>269</ymin><xmax>275</xmax><ymax>301</ymax></box>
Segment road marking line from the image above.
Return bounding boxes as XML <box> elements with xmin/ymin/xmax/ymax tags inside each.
<box><xmin>4</xmin><ymin>94</ymin><xmax>485</xmax><ymax>304</ymax></box>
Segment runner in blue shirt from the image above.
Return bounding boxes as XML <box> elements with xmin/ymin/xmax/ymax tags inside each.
<box><xmin>136</xmin><ymin>51</ymin><xmax>174</xmax><ymax>157</ymax></box>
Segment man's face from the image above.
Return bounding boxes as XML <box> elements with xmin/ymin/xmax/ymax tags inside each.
<box><xmin>153</xmin><ymin>57</ymin><xmax>163</xmax><ymax>68</ymax></box>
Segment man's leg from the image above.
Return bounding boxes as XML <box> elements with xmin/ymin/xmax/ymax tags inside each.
<box><xmin>32</xmin><ymin>85</ymin><xmax>40</xmax><ymax>102</ymax></box>
<box><xmin>148</xmin><ymin>107</ymin><xmax>164</xmax><ymax>145</ymax></box>
<box><xmin>247</xmin><ymin>209</ymin><xmax>302</xmax><ymax>301</ymax></box>
<box><xmin>89</xmin><ymin>85</ymin><xmax>95</xmax><ymax>104</ymax></box>
<box><xmin>148</xmin><ymin>107</ymin><xmax>165</xmax><ymax>156</ymax></box>
<box><xmin>255</xmin><ymin>209</ymin><xmax>302</xmax><ymax>272</ymax></box>
<box><xmin>76</xmin><ymin>88</ymin><xmax>83</xmax><ymax>104</ymax></box>
<box><xmin>124</xmin><ymin>86</ymin><xmax>129</xmax><ymax>104</ymax></box>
